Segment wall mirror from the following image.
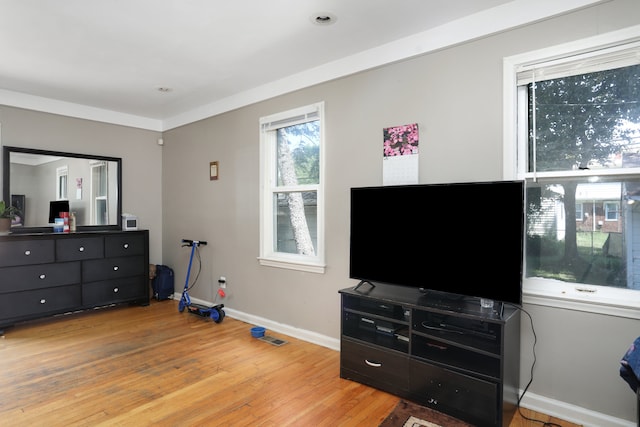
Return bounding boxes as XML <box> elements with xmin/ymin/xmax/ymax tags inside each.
<box><xmin>2</xmin><ymin>146</ymin><xmax>122</xmax><ymax>233</ymax></box>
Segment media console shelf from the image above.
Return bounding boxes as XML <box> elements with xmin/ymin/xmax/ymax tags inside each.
<box><xmin>339</xmin><ymin>283</ymin><xmax>520</xmax><ymax>427</ymax></box>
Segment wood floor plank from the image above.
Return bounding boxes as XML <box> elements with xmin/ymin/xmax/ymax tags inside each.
<box><xmin>0</xmin><ymin>300</ymin><xmax>581</xmax><ymax>427</ymax></box>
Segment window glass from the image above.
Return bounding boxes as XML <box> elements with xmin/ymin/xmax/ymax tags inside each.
<box><xmin>605</xmin><ymin>202</ymin><xmax>620</xmax><ymax>220</ymax></box>
<box><xmin>56</xmin><ymin>166</ymin><xmax>68</xmax><ymax>200</ymax></box>
<box><xmin>274</xmin><ymin>191</ymin><xmax>317</xmax><ymax>255</ymax></box>
<box><xmin>576</xmin><ymin>203</ymin><xmax>584</xmax><ymax>221</ymax></box>
<box><xmin>526</xmin><ymin>178</ymin><xmax>640</xmax><ymax>290</ymax></box>
<box><xmin>91</xmin><ymin>162</ymin><xmax>108</xmax><ymax>225</ymax></box>
<box><xmin>527</xmin><ymin>65</ymin><xmax>640</xmax><ymax>174</ymax></box>
<box><xmin>276</xmin><ymin>124</ymin><xmax>319</xmax><ymax>186</ymax></box>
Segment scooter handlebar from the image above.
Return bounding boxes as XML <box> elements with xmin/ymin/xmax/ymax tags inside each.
<box><xmin>181</xmin><ymin>239</ymin><xmax>208</xmax><ymax>247</ymax></box>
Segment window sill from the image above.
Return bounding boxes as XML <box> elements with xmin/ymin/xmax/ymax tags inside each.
<box><xmin>257</xmin><ymin>256</ymin><xmax>326</xmax><ymax>274</ymax></box>
<box><xmin>523</xmin><ymin>279</ymin><xmax>640</xmax><ymax>320</ymax></box>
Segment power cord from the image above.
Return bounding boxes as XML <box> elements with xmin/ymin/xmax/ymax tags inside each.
<box><xmin>508</xmin><ymin>303</ymin><xmax>563</xmax><ymax>427</ymax></box>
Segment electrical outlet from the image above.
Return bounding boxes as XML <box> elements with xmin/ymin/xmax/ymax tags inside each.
<box><xmin>218</xmin><ymin>276</ymin><xmax>226</xmax><ymax>288</ymax></box>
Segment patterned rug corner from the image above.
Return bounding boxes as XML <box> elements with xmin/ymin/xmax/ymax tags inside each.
<box><xmin>379</xmin><ymin>400</ymin><xmax>474</xmax><ymax>427</ymax></box>
<box><xmin>402</xmin><ymin>415</ymin><xmax>441</xmax><ymax>427</ymax></box>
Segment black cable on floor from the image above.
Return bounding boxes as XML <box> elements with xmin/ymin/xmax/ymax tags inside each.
<box><xmin>507</xmin><ymin>303</ymin><xmax>563</xmax><ymax>427</ymax></box>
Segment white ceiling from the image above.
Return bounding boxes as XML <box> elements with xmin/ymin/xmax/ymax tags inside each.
<box><xmin>0</xmin><ymin>0</ymin><xmax>604</xmax><ymax>131</ymax></box>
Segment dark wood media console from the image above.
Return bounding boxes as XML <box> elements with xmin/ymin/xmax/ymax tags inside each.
<box><xmin>339</xmin><ymin>283</ymin><xmax>520</xmax><ymax>427</ymax></box>
<box><xmin>0</xmin><ymin>230</ymin><xmax>149</xmax><ymax>334</ymax></box>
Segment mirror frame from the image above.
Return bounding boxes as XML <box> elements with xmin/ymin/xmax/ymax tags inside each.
<box><xmin>2</xmin><ymin>146</ymin><xmax>122</xmax><ymax>233</ymax></box>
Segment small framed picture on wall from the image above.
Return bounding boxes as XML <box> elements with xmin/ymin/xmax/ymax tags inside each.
<box><xmin>210</xmin><ymin>161</ymin><xmax>219</xmax><ymax>180</ymax></box>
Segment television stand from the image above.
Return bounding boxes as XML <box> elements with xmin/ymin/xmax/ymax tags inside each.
<box><xmin>339</xmin><ymin>283</ymin><xmax>520</xmax><ymax>427</ymax></box>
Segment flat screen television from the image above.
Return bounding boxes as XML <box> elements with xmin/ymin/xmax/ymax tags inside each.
<box><xmin>349</xmin><ymin>180</ymin><xmax>524</xmax><ymax>306</ymax></box>
<box><xmin>48</xmin><ymin>200</ymin><xmax>70</xmax><ymax>224</ymax></box>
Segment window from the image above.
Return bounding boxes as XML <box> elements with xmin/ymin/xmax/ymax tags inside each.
<box><xmin>90</xmin><ymin>161</ymin><xmax>108</xmax><ymax>225</ymax></box>
<box><xmin>605</xmin><ymin>202</ymin><xmax>619</xmax><ymax>221</ymax></box>
<box><xmin>576</xmin><ymin>203</ymin><xmax>584</xmax><ymax>221</ymax></box>
<box><xmin>504</xmin><ymin>27</ymin><xmax>640</xmax><ymax>315</ymax></box>
<box><xmin>56</xmin><ymin>166</ymin><xmax>68</xmax><ymax>200</ymax></box>
<box><xmin>259</xmin><ymin>102</ymin><xmax>325</xmax><ymax>273</ymax></box>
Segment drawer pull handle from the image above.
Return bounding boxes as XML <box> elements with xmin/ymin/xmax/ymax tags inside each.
<box><xmin>123</xmin><ymin>243</ymin><xmax>129</xmax><ymax>249</ymax></box>
<box><xmin>427</xmin><ymin>342</ymin><xmax>448</xmax><ymax>350</ymax></box>
<box><xmin>364</xmin><ymin>359</ymin><xmax>382</xmax><ymax>368</ymax></box>
<box><xmin>25</xmin><ymin>250</ymin><xmax>31</xmax><ymax>256</ymax></box>
<box><xmin>78</xmin><ymin>246</ymin><xmax>85</xmax><ymax>252</ymax></box>
<box><xmin>39</xmin><ymin>274</ymin><xmax>46</xmax><ymax>280</ymax></box>
<box><xmin>113</xmin><ymin>287</ymin><xmax>119</xmax><ymax>293</ymax></box>
<box><xmin>113</xmin><ymin>266</ymin><xmax>119</xmax><ymax>271</ymax></box>
<box><xmin>40</xmin><ymin>299</ymin><xmax>46</xmax><ymax>304</ymax></box>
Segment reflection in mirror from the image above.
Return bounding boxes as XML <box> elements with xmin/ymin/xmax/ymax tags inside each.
<box><xmin>3</xmin><ymin>146</ymin><xmax>122</xmax><ymax>232</ymax></box>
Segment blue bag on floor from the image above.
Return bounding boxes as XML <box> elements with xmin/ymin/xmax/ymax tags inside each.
<box><xmin>152</xmin><ymin>265</ymin><xmax>174</xmax><ymax>300</ymax></box>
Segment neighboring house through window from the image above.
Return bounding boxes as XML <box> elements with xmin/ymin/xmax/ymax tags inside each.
<box><xmin>258</xmin><ymin>102</ymin><xmax>325</xmax><ymax>273</ymax></box>
<box><xmin>504</xmin><ymin>26</ymin><xmax>640</xmax><ymax>315</ymax></box>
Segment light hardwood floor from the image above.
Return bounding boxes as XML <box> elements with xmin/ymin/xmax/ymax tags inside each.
<box><xmin>0</xmin><ymin>300</ymin><xmax>580</xmax><ymax>426</ymax></box>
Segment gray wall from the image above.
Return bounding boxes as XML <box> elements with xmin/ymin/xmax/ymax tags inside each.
<box><xmin>161</xmin><ymin>0</ymin><xmax>640</xmax><ymax>424</ymax></box>
<box><xmin>0</xmin><ymin>0</ymin><xmax>638</xmax><ymax>424</ymax></box>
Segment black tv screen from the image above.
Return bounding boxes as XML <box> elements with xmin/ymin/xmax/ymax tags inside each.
<box><xmin>349</xmin><ymin>180</ymin><xmax>524</xmax><ymax>306</ymax></box>
<box><xmin>48</xmin><ymin>200</ymin><xmax>70</xmax><ymax>224</ymax></box>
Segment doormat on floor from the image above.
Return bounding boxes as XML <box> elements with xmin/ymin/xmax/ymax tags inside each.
<box><xmin>258</xmin><ymin>335</ymin><xmax>288</xmax><ymax>346</ymax></box>
<box><xmin>379</xmin><ymin>400</ymin><xmax>473</xmax><ymax>427</ymax></box>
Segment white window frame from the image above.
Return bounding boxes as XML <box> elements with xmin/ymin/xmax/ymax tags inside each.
<box><xmin>576</xmin><ymin>203</ymin><xmax>584</xmax><ymax>221</ymax></box>
<box><xmin>605</xmin><ymin>202</ymin><xmax>619</xmax><ymax>221</ymax></box>
<box><xmin>90</xmin><ymin>160</ymin><xmax>108</xmax><ymax>225</ymax></box>
<box><xmin>258</xmin><ymin>102</ymin><xmax>325</xmax><ymax>273</ymax></box>
<box><xmin>56</xmin><ymin>165</ymin><xmax>68</xmax><ymax>201</ymax></box>
<box><xmin>503</xmin><ymin>25</ymin><xmax>640</xmax><ymax>318</ymax></box>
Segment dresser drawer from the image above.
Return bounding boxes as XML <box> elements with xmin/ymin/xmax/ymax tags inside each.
<box><xmin>0</xmin><ymin>262</ymin><xmax>81</xmax><ymax>293</ymax></box>
<box><xmin>83</xmin><ymin>277</ymin><xmax>146</xmax><ymax>306</ymax></box>
<box><xmin>409</xmin><ymin>359</ymin><xmax>498</xmax><ymax>427</ymax></box>
<box><xmin>105</xmin><ymin>233</ymin><xmax>145</xmax><ymax>257</ymax></box>
<box><xmin>82</xmin><ymin>255</ymin><xmax>145</xmax><ymax>282</ymax></box>
<box><xmin>0</xmin><ymin>239</ymin><xmax>55</xmax><ymax>267</ymax></box>
<box><xmin>340</xmin><ymin>339</ymin><xmax>409</xmax><ymax>393</ymax></box>
<box><xmin>56</xmin><ymin>236</ymin><xmax>104</xmax><ymax>261</ymax></box>
<box><xmin>0</xmin><ymin>285</ymin><xmax>82</xmax><ymax>319</ymax></box>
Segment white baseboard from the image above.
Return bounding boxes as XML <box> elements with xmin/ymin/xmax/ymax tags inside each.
<box><xmin>173</xmin><ymin>293</ymin><xmax>634</xmax><ymax>426</ymax></box>
<box><xmin>519</xmin><ymin>389</ymin><xmax>635</xmax><ymax>427</ymax></box>
<box><xmin>171</xmin><ymin>293</ymin><xmax>341</xmax><ymax>351</ymax></box>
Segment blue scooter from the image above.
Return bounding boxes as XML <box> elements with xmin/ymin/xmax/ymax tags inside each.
<box><xmin>178</xmin><ymin>239</ymin><xmax>225</xmax><ymax>323</ymax></box>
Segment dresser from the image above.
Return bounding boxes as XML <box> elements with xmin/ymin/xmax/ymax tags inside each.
<box><xmin>0</xmin><ymin>230</ymin><xmax>149</xmax><ymax>333</ymax></box>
